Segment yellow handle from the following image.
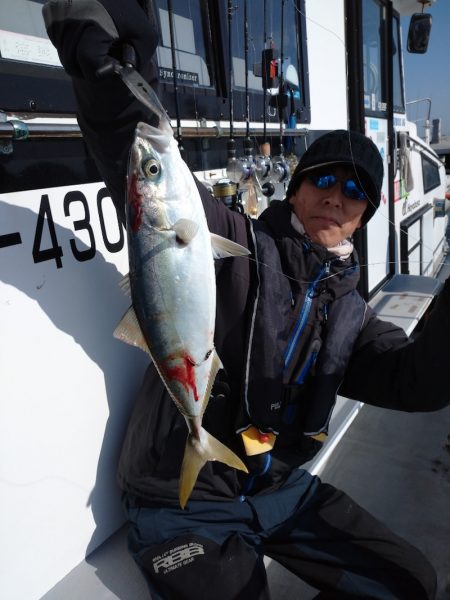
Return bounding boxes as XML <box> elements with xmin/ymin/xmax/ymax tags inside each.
<box><xmin>241</xmin><ymin>426</ymin><xmax>276</xmax><ymax>456</ymax></box>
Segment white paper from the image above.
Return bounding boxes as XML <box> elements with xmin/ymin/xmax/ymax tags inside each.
<box><xmin>0</xmin><ymin>29</ymin><xmax>61</xmax><ymax>67</ymax></box>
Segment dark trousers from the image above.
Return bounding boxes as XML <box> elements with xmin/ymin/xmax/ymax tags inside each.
<box><xmin>124</xmin><ymin>470</ymin><xmax>436</xmax><ymax>600</ymax></box>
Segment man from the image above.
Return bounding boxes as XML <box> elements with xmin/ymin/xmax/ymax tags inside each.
<box><xmin>43</xmin><ymin>1</ymin><xmax>450</xmax><ymax>598</ymax></box>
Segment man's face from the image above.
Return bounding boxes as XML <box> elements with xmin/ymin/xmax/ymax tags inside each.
<box><xmin>289</xmin><ymin>166</ymin><xmax>369</xmax><ymax>247</ymax></box>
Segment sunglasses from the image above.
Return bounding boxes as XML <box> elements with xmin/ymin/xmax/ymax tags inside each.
<box><xmin>308</xmin><ymin>173</ymin><xmax>367</xmax><ymax>201</ymax></box>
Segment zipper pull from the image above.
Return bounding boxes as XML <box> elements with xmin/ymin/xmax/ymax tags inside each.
<box><xmin>325</xmin><ymin>261</ymin><xmax>330</xmax><ymax>274</ymax></box>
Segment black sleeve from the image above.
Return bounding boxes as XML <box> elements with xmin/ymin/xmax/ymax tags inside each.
<box><xmin>43</xmin><ymin>0</ymin><xmax>161</xmax><ymax>224</ymax></box>
<box><xmin>44</xmin><ymin>0</ymin><xmax>251</xmax><ymax>245</ymax></box>
<box><xmin>72</xmin><ymin>68</ymin><xmax>158</xmax><ymax>225</ymax></box>
<box><xmin>340</xmin><ymin>280</ymin><xmax>450</xmax><ymax>412</ymax></box>
<box><xmin>74</xmin><ymin>72</ymin><xmax>250</xmax><ymax>246</ymax></box>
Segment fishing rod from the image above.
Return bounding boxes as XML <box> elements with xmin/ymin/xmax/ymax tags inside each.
<box><xmin>270</xmin><ymin>0</ymin><xmax>289</xmax><ymax>184</ymax></box>
<box><xmin>262</xmin><ymin>0</ymin><xmax>268</xmax><ymax>147</ymax></box>
<box><xmin>237</xmin><ymin>0</ymin><xmax>258</xmax><ymax>186</ymax></box>
<box><xmin>222</xmin><ymin>0</ymin><xmax>249</xmax><ymax>214</ymax></box>
<box><xmin>226</xmin><ymin>0</ymin><xmax>237</xmax><ymax>174</ymax></box>
<box><xmin>278</xmin><ymin>0</ymin><xmax>285</xmax><ymax>158</ymax></box>
<box><xmin>217</xmin><ymin>0</ymin><xmax>242</xmax><ymax>212</ymax></box>
<box><xmin>243</xmin><ymin>0</ymin><xmax>253</xmax><ymax>162</ymax></box>
<box><xmin>167</xmin><ymin>0</ymin><xmax>183</xmax><ymax>153</ymax></box>
<box><xmin>256</xmin><ymin>0</ymin><xmax>275</xmax><ymax>198</ymax></box>
<box><xmin>241</xmin><ymin>0</ymin><xmax>264</xmax><ymax>216</ymax></box>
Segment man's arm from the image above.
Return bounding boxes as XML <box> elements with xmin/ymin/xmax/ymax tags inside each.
<box><xmin>43</xmin><ymin>0</ymin><xmax>160</xmax><ymax>225</ymax></box>
<box><xmin>43</xmin><ymin>0</ymin><xmax>250</xmax><ymax>246</ymax></box>
<box><xmin>340</xmin><ymin>281</ymin><xmax>450</xmax><ymax>412</ymax></box>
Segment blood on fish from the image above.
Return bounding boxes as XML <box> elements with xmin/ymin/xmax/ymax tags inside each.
<box><xmin>127</xmin><ymin>174</ymin><xmax>144</xmax><ymax>232</ymax></box>
<box><xmin>161</xmin><ymin>352</ymin><xmax>199</xmax><ymax>402</ymax></box>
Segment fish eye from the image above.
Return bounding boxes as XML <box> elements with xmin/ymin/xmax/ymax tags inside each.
<box><xmin>142</xmin><ymin>158</ymin><xmax>161</xmax><ymax>179</ymax></box>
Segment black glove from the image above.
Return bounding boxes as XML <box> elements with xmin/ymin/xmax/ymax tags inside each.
<box><xmin>42</xmin><ymin>0</ymin><xmax>161</xmax><ymax>225</ymax></box>
<box><xmin>42</xmin><ymin>0</ymin><xmax>158</xmax><ymax>80</ymax></box>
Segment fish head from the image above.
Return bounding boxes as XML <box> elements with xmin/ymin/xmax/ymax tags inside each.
<box><xmin>127</xmin><ymin>120</ymin><xmax>185</xmax><ymax>233</ymax></box>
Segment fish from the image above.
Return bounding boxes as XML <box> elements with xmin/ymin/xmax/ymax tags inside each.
<box><xmin>114</xmin><ymin>105</ymin><xmax>249</xmax><ymax>508</ymax></box>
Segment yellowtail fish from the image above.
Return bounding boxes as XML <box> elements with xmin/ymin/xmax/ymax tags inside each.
<box><xmin>115</xmin><ymin>110</ymin><xmax>249</xmax><ymax>508</ymax></box>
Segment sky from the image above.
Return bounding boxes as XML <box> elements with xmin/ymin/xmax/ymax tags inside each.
<box><xmin>401</xmin><ymin>2</ymin><xmax>450</xmax><ymax>137</ymax></box>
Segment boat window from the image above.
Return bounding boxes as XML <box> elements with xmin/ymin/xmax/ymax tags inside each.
<box><xmin>392</xmin><ymin>14</ymin><xmax>405</xmax><ymax>113</ymax></box>
<box><xmin>422</xmin><ymin>154</ymin><xmax>441</xmax><ymax>194</ymax></box>
<box><xmin>0</xmin><ymin>0</ymin><xmax>76</xmax><ymax>113</ymax></box>
<box><xmin>362</xmin><ymin>0</ymin><xmax>386</xmax><ymax>115</ymax></box>
<box><xmin>223</xmin><ymin>0</ymin><xmax>309</xmax><ymax>126</ymax></box>
<box><xmin>230</xmin><ymin>0</ymin><xmax>304</xmax><ymax>100</ymax></box>
<box><xmin>152</xmin><ymin>0</ymin><xmax>310</xmax><ymax>124</ymax></box>
<box><xmin>0</xmin><ymin>0</ymin><xmax>60</xmax><ymax>67</ymax></box>
<box><xmin>155</xmin><ymin>0</ymin><xmax>215</xmax><ymax>89</ymax></box>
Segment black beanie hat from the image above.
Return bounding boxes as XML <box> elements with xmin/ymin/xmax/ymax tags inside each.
<box><xmin>286</xmin><ymin>130</ymin><xmax>384</xmax><ymax>226</ymax></box>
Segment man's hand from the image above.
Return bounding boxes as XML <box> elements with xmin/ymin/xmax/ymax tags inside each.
<box><xmin>42</xmin><ymin>0</ymin><xmax>159</xmax><ymax>80</ymax></box>
<box><xmin>42</xmin><ymin>0</ymin><xmax>161</xmax><ymax>226</ymax></box>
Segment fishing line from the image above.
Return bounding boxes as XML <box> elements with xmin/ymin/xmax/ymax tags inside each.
<box><xmin>289</xmin><ymin>0</ymin><xmax>443</xmax><ymax>262</ymax></box>
<box><xmin>236</xmin><ymin>252</ymin><xmax>450</xmax><ymax>287</ymax></box>
<box><xmin>227</xmin><ymin>0</ymin><xmax>237</xmax><ymax>165</ymax></box>
<box><xmin>290</xmin><ymin>1</ymin><xmax>377</xmax><ymax>212</ymax></box>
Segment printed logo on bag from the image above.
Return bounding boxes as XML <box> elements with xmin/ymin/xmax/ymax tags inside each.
<box><xmin>153</xmin><ymin>542</ymin><xmax>205</xmax><ymax>574</ymax></box>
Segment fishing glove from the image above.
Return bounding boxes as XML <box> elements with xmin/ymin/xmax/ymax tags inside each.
<box><xmin>42</xmin><ymin>0</ymin><xmax>161</xmax><ymax>225</ymax></box>
<box><xmin>42</xmin><ymin>0</ymin><xmax>158</xmax><ymax>80</ymax></box>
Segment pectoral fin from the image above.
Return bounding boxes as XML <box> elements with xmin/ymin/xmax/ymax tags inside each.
<box><xmin>113</xmin><ymin>305</ymin><xmax>150</xmax><ymax>355</ymax></box>
<box><xmin>210</xmin><ymin>233</ymin><xmax>251</xmax><ymax>259</ymax></box>
<box><xmin>172</xmin><ymin>218</ymin><xmax>199</xmax><ymax>244</ymax></box>
<box><xmin>118</xmin><ymin>273</ymin><xmax>132</xmax><ymax>297</ymax></box>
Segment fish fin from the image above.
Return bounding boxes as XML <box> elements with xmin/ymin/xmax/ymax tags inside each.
<box><xmin>172</xmin><ymin>218</ymin><xmax>199</xmax><ymax>244</ymax></box>
<box><xmin>113</xmin><ymin>305</ymin><xmax>150</xmax><ymax>355</ymax></box>
<box><xmin>179</xmin><ymin>429</ymin><xmax>248</xmax><ymax>509</ymax></box>
<box><xmin>210</xmin><ymin>233</ymin><xmax>251</xmax><ymax>259</ymax></box>
<box><xmin>201</xmin><ymin>350</ymin><xmax>223</xmax><ymax>417</ymax></box>
<box><xmin>118</xmin><ymin>273</ymin><xmax>132</xmax><ymax>297</ymax></box>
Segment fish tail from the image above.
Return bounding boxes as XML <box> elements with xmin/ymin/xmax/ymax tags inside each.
<box><xmin>179</xmin><ymin>429</ymin><xmax>248</xmax><ymax>509</ymax></box>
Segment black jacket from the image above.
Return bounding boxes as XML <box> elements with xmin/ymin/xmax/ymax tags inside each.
<box><xmin>116</xmin><ymin>189</ymin><xmax>450</xmax><ymax>504</ymax></box>
<box><xmin>63</xmin><ymin>55</ymin><xmax>450</xmax><ymax>506</ymax></box>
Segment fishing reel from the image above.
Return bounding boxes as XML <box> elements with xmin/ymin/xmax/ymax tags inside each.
<box><xmin>226</xmin><ymin>137</ymin><xmax>256</xmax><ymax>184</ymax></box>
<box><xmin>253</xmin><ymin>142</ymin><xmax>275</xmax><ymax>199</ymax></box>
<box><xmin>270</xmin><ymin>155</ymin><xmax>290</xmax><ymax>183</ymax></box>
<box><xmin>254</xmin><ymin>154</ymin><xmax>271</xmax><ymax>179</ymax></box>
<box><xmin>226</xmin><ymin>156</ymin><xmax>256</xmax><ymax>183</ymax></box>
<box><xmin>212</xmin><ymin>180</ymin><xmax>245</xmax><ymax>214</ymax></box>
<box><xmin>226</xmin><ymin>138</ymin><xmax>255</xmax><ymax>183</ymax></box>
<box><xmin>254</xmin><ymin>141</ymin><xmax>272</xmax><ymax>179</ymax></box>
